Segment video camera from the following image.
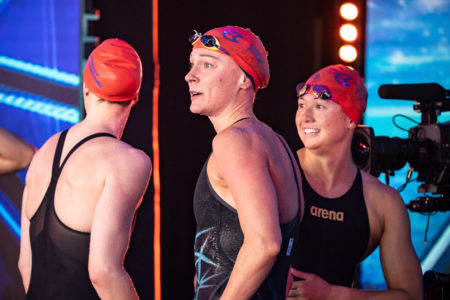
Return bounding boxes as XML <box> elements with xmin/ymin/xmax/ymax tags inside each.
<box><xmin>351</xmin><ymin>83</ymin><xmax>450</xmax><ymax>213</ymax></box>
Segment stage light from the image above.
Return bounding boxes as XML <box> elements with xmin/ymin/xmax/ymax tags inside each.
<box><xmin>336</xmin><ymin>1</ymin><xmax>363</xmax><ymax>67</ymax></box>
<box><xmin>0</xmin><ymin>90</ymin><xmax>79</xmax><ymax>123</ymax></box>
<box><xmin>0</xmin><ymin>56</ymin><xmax>80</xmax><ymax>87</ymax></box>
<box><xmin>0</xmin><ymin>202</ymin><xmax>20</xmax><ymax>238</ymax></box>
<box><xmin>339</xmin><ymin>45</ymin><xmax>357</xmax><ymax>62</ymax></box>
<box><xmin>340</xmin><ymin>24</ymin><xmax>358</xmax><ymax>42</ymax></box>
<box><xmin>340</xmin><ymin>2</ymin><xmax>358</xmax><ymax>20</ymax></box>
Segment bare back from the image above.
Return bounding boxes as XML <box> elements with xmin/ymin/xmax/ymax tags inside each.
<box><xmin>25</xmin><ymin>129</ymin><xmax>149</xmax><ymax>233</ymax></box>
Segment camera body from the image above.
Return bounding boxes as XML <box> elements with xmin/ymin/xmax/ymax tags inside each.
<box><xmin>351</xmin><ymin>83</ymin><xmax>450</xmax><ymax>212</ymax></box>
<box><xmin>354</xmin><ymin>122</ymin><xmax>450</xmax><ymax>193</ymax></box>
<box><xmin>410</xmin><ymin>122</ymin><xmax>450</xmax><ymax>195</ymax></box>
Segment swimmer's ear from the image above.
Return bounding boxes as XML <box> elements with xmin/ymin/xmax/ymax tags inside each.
<box><xmin>239</xmin><ymin>73</ymin><xmax>253</xmax><ymax>90</ymax></box>
<box><xmin>83</xmin><ymin>84</ymin><xmax>89</xmax><ymax>97</ymax></box>
<box><xmin>348</xmin><ymin>119</ymin><xmax>356</xmax><ymax>129</ymax></box>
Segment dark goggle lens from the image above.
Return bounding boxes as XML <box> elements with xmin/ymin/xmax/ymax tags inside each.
<box><xmin>296</xmin><ymin>83</ymin><xmax>332</xmax><ymax>100</ymax></box>
<box><xmin>189</xmin><ymin>31</ymin><xmax>230</xmax><ymax>56</ymax></box>
<box><xmin>312</xmin><ymin>85</ymin><xmax>332</xmax><ymax>100</ymax></box>
<box><xmin>188</xmin><ymin>32</ymin><xmax>219</xmax><ymax>49</ymax></box>
<box><xmin>296</xmin><ymin>82</ymin><xmax>308</xmax><ymax>97</ymax></box>
<box><xmin>201</xmin><ymin>36</ymin><xmax>216</xmax><ymax>48</ymax></box>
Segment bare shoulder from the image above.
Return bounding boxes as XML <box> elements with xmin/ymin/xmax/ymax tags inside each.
<box><xmin>26</xmin><ymin>132</ymin><xmax>61</xmax><ymax>181</ymax></box>
<box><xmin>211</xmin><ymin>126</ymin><xmax>267</xmax><ymax>180</ymax></box>
<box><xmin>361</xmin><ymin>170</ymin><xmax>401</xmax><ymax>197</ymax></box>
<box><xmin>361</xmin><ymin>170</ymin><xmax>406</xmax><ymax>213</ymax></box>
<box><xmin>212</xmin><ymin>124</ymin><xmax>266</xmax><ymax>157</ymax></box>
<box><xmin>100</xmin><ymin>139</ymin><xmax>152</xmax><ymax>177</ymax></box>
<box><xmin>93</xmin><ymin>139</ymin><xmax>151</xmax><ymax>207</ymax></box>
<box><xmin>213</xmin><ymin>126</ymin><xmax>251</xmax><ymax>148</ymax></box>
<box><xmin>33</xmin><ymin>132</ymin><xmax>61</xmax><ymax>158</ymax></box>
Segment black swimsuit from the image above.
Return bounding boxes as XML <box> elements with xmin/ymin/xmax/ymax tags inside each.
<box><xmin>193</xmin><ymin>134</ymin><xmax>301</xmax><ymax>300</ymax></box>
<box><xmin>290</xmin><ymin>164</ymin><xmax>370</xmax><ymax>286</ymax></box>
<box><xmin>27</xmin><ymin>130</ymin><xmax>115</xmax><ymax>300</ymax></box>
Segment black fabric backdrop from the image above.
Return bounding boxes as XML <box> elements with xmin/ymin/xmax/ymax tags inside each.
<box><xmin>92</xmin><ymin>0</ymin><xmax>364</xmax><ymax>299</ymax></box>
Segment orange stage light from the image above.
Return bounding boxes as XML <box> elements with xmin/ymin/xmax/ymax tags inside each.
<box><xmin>340</xmin><ymin>24</ymin><xmax>358</xmax><ymax>42</ymax></box>
<box><xmin>339</xmin><ymin>45</ymin><xmax>358</xmax><ymax>62</ymax></box>
<box><xmin>340</xmin><ymin>2</ymin><xmax>359</xmax><ymax>21</ymax></box>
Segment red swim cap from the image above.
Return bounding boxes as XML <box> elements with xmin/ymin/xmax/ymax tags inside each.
<box><xmin>191</xmin><ymin>25</ymin><xmax>270</xmax><ymax>90</ymax></box>
<box><xmin>84</xmin><ymin>39</ymin><xmax>143</xmax><ymax>102</ymax></box>
<box><xmin>298</xmin><ymin>64</ymin><xmax>367</xmax><ymax>124</ymax></box>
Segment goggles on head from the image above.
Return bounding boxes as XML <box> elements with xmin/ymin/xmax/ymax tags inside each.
<box><xmin>189</xmin><ymin>30</ymin><xmax>255</xmax><ymax>89</ymax></box>
<box><xmin>296</xmin><ymin>82</ymin><xmax>333</xmax><ymax>100</ymax></box>
<box><xmin>189</xmin><ymin>31</ymin><xmax>230</xmax><ymax>55</ymax></box>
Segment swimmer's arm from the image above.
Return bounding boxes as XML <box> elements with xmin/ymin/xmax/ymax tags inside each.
<box><xmin>89</xmin><ymin>149</ymin><xmax>151</xmax><ymax>299</ymax></box>
<box><xmin>373</xmin><ymin>188</ymin><xmax>422</xmax><ymax>300</ymax></box>
<box><xmin>0</xmin><ymin>127</ymin><xmax>36</xmax><ymax>175</ymax></box>
<box><xmin>212</xmin><ymin>130</ymin><xmax>281</xmax><ymax>300</ymax></box>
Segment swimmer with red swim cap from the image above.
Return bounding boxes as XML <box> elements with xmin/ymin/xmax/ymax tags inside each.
<box><xmin>286</xmin><ymin>65</ymin><xmax>423</xmax><ymax>300</ymax></box>
<box><xmin>19</xmin><ymin>39</ymin><xmax>151</xmax><ymax>299</ymax></box>
<box><xmin>186</xmin><ymin>25</ymin><xmax>303</xmax><ymax>300</ymax></box>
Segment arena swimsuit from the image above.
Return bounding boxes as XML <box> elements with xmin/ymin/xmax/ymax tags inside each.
<box><xmin>27</xmin><ymin>130</ymin><xmax>115</xmax><ymax>300</ymax></box>
<box><xmin>290</xmin><ymin>164</ymin><xmax>370</xmax><ymax>287</ymax></box>
<box><xmin>193</xmin><ymin>125</ymin><xmax>301</xmax><ymax>300</ymax></box>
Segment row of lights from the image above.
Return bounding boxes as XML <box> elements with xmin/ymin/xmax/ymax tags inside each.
<box><xmin>339</xmin><ymin>2</ymin><xmax>359</xmax><ymax>63</ymax></box>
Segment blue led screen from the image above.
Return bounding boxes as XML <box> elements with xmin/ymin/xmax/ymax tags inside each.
<box><xmin>0</xmin><ymin>2</ymin><xmax>81</xmax><ymax>296</ymax></box>
<box><xmin>362</xmin><ymin>0</ymin><xmax>450</xmax><ymax>289</ymax></box>
<box><xmin>0</xmin><ymin>0</ymin><xmax>80</xmax><ymax>84</ymax></box>
<box><xmin>0</xmin><ymin>0</ymin><xmax>80</xmax><ymax>239</ymax></box>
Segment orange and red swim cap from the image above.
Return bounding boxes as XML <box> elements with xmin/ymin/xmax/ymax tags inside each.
<box><xmin>84</xmin><ymin>38</ymin><xmax>143</xmax><ymax>102</ymax></box>
<box><xmin>191</xmin><ymin>25</ymin><xmax>270</xmax><ymax>90</ymax></box>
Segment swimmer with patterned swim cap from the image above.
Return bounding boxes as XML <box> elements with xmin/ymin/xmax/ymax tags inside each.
<box><xmin>19</xmin><ymin>39</ymin><xmax>152</xmax><ymax>300</ymax></box>
<box><xmin>286</xmin><ymin>64</ymin><xmax>423</xmax><ymax>300</ymax></box>
<box><xmin>186</xmin><ymin>25</ymin><xmax>303</xmax><ymax>299</ymax></box>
